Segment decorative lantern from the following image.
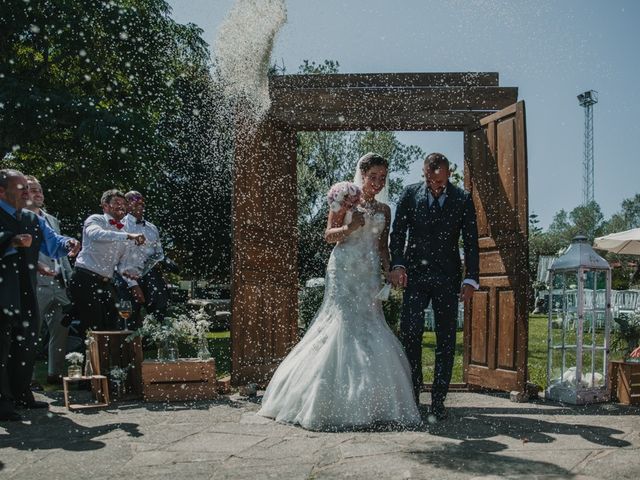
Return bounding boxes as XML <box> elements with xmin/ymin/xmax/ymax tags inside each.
<box><xmin>546</xmin><ymin>235</ymin><xmax>611</xmax><ymax>404</ymax></box>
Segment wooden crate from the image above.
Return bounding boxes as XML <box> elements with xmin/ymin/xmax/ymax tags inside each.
<box><xmin>609</xmin><ymin>360</ymin><xmax>640</xmax><ymax>405</ymax></box>
<box><xmin>63</xmin><ymin>375</ymin><xmax>110</xmax><ymax>411</ymax></box>
<box><xmin>88</xmin><ymin>330</ymin><xmax>143</xmax><ymax>398</ymax></box>
<box><xmin>141</xmin><ymin>358</ymin><xmax>217</xmax><ymax>402</ymax></box>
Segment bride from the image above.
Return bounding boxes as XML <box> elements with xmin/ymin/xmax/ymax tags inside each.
<box><xmin>257</xmin><ymin>153</ymin><xmax>420</xmax><ymax>431</ymax></box>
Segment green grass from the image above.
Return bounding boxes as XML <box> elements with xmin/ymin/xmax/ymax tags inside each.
<box><xmin>34</xmin><ymin>315</ymin><xmax>614</xmax><ymax>391</ymax></box>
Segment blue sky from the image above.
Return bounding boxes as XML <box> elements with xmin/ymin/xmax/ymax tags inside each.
<box><xmin>168</xmin><ymin>0</ymin><xmax>639</xmax><ymax>228</ymax></box>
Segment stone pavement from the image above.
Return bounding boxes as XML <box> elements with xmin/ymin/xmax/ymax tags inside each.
<box><xmin>1</xmin><ymin>391</ymin><xmax>639</xmax><ymax>479</ymax></box>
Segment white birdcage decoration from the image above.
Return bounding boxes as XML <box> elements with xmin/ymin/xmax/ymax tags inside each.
<box><xmin>546</xmin><ymin>236</ymin><xmax>612</xmax><ymax>404</ymax></box>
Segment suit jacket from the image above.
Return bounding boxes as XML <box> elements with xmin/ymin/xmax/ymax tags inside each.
<box><xmin>389</xmin><ymin>181</ymin><xmax>480</xmax><ymax>286</ymax></box>
<box><xmin>36</xmin><ymin>210</ymin><xmax>73</xmax><ymax>287</ymax></box>
<box><xmin>0</xmin><ymin>209</ymin><xmax>43</xmax><ymax>316</ymax></box>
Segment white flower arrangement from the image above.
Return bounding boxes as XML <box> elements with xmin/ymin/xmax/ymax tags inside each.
<box><xmin>190</xmin><ymin>308</ymin><xmax>210</xmax><ymax>337</ymax></box>
<box><xmin>109</xmin><ymin>366</ymin><xmax>129</xmax><ymax>382</ymax></box>
<box><xmin>128</xmin><ymin>310</ymin><xmax>211</xmax><ymax>344</ymax></box>
<box><xmin>327</xmin><ymin>181</ymin><xmax>361</xmax><ymax>212</ymax></box>
<box><xmin>65</xmin><ymin>352</ymin><xmax>84</xmax><ymax>365</ymax></box>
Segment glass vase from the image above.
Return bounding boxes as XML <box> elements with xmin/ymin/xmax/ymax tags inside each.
<box><xmin>68</xmin><ymin>364</ymin><xmax>82</xmax><ymax>378</ymax></box>
<box><xmin>84</xmin><ymin>349</ymin><xmax>94</xmax><ymax>377</ymax></box>
<box><xmin>111</xmin><ymin>379</ymin><xmax>124</xmax><ymax>400</ymax></box>
<box><xmin>166</xmin><ymin>340</ymin><xmax>179</xmax><ymax>361</ymax></box>
<box><xmin>196</xmin><ymin>336</ymin><xmax>211</xmax><ymax>360</ymax></box>
<box><xmin>157</xmin><ymin>341</ymin><xmax>168</xmax><ymax>361</ymax></box>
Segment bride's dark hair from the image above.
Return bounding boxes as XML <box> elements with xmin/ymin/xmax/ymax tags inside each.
<box><xmin>358</xmin><ymin>153</ymin><xmax>388</xmax><ymax>173</ymax></box>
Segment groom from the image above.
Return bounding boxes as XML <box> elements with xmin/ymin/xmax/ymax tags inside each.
<box><xmin>389</xmin><ymin>153</ymin><xmax>479</xmax><ymax>420</ymax></box>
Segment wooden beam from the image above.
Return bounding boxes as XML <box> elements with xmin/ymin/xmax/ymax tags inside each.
<box><xmin>270</xmin><ymin>86</ymin><xmax>518</xmax><ymax>114</ymax></box>
<box><xmin>270</xmin><ymin>72</ymin><xmax>500</xmax><ymax>89</ymax></box>
<box><xmin>269</xmin><ymin>110</ymin><xmax>486</xmax><ymax>131</ymax></box>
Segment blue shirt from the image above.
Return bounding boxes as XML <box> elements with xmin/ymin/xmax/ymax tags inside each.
<box><xmin>0</xmin><ymin>199</ymin><xmax>71</xmax><ymax>259</ymax></box>
<box><xmin>427</xmin><ymin>190</ymin><xmax>447</xmax><ymax>208</ymax></box>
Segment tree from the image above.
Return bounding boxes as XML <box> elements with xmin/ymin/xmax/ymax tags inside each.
<box><xmin>0</xmin><ymin>0</ymin><xmax>236</xmax><ymax>281</ymax></box>
<box><xmin>294</xmin><ymin>60</ymin><xmax>424</xmax><ymax>281</ymax></box>
<box><xmin>153</xmin><ymin>66</ymin><xmax>233</xmax><ymax>281</ymax></box>
<box><xmin>1</xmin><ymin>0</ymin><xmax>210</xmax><ymax>234</ymax></box>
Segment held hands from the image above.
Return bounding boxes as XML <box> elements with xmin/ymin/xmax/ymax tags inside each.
<box><xmin>37</xmin><ymin>262</ymin><xmax>56</xmax><ymax>277</ymax></box>
<box><xmin>389</xmin><ymin>267</ymin><xmax>407</xmax><ymax>288</ymax></box>
<box><xmin>121</xmin><ymin>269</ymin><xmax>140</xmax><ymax>281</ymax></box>
<box><xmin>127</xmin><ymin>233</ymin><xmax>146</xmax><ymax>246</ymax></box>
<box><xmin>459</xmin><ymin>284</ymin><xmax>475</xmax><ymax>302</ymax></box>
<box><xmin>347</xmin><ymin>210</ymin><xmax>366</xmax><ymax>232</ymax></box>
<box><xmin>130</xmin><ymin>285</ymin><xmax>146</xmax><ymax>304</ymax></box>
<box><xmin>66</xmin><ymin>238</ymin><xmax>81</xmax><ymax>257</ymax></box>
<box><xmin>11</xmin><ymin>234</ymin><xmax>32</xmax><ymax>248</ymax></box>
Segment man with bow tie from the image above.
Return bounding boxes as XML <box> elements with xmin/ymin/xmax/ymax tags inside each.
<box><xmin>68</xmin><ymin>189</ymin><xmax>146</xmax><ymax>334</ymax></box>
<box><xmin>114</xmin><ymin>190</ymin><xmax>169</xmax><ymax>328</ymax></box>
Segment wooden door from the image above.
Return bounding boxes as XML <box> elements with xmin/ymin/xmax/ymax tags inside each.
<box><xmin>231</xmin><ymin>116</ymin><xmax>299</xmax><ymax>386</ymax></box>
<box><xmin>463</xmin><ymin>101</ymin><xmax>529</xmax><ymax>392</ymax></box>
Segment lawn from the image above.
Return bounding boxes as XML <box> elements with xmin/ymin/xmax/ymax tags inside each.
<box><xmin>419</xmin><ymin>315</ymin><xmax>549</xmax><ymax>387</ymax></box>
<box><xmin>34</xmin><ymin>314</ymin><xmax>613</xmax><ymax>391</ymax></box>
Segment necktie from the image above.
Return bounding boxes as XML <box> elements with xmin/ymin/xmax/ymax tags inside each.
<box><xmin>136</xmin><ymin>219</ymin><xmax>146</xmax><ymax>226</ymax></box>
<box><xmin>15</xmin><ymin>210</ymin><xmax>22</xmax><ymax>222</ymax></box>
<box><xmin>109</xmin><ymin>219</ymin><xmax>124</xmax><ymax>230</ymax></box>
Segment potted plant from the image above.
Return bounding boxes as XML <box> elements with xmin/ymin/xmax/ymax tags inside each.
<box><xmin>612</xmin><ymin>312</ymin><xmax>640</xmax><ymax>361</ymax></box>
<box><xmin>610</xmin><ymin>312</ymin><xmax>640</xmax><ymax>404</ymax></box>
<box><xmin>128</xmin><ymin>311</ymin><xmax>206</xmax><ymax>361</ymax></box>
<box><xmin>65</xmin><ymin>352</ymin><xmax>84</xmax><ymax>378</ymax></box>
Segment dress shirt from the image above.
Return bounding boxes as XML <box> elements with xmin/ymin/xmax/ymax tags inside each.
<box><xmin>123</xmin><ymin>214</ymin><xmax>164</xmax><ymax>276</ymax></box>
<box><xmin>392</xmin><ymin>188</ymin><xmax>479</xmax><ymax>290</ymax></box>
<box><xmin>0</xmin><ymin>199</ymin><xmax>71</xmax><ymax>259</ymax></box>
<box><xmin>74</xmin><ymin>213</ymin><xmax>143</xmax><ymax>285</ymax></box>
<box><xmin>36</xmin><ymin>209</ymin><xmax>74</xmax><ymax>287</ymax></box>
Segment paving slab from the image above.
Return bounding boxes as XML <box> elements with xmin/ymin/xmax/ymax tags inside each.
<box><xmin>0</xmin><ymin>391</ymin><xmax>638</xmax><ymax>479</ymax></box>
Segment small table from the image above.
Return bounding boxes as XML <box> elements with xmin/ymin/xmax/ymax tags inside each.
<box><xmin>88</xmin><ymin>330</ymin><xmax>143</xmax><ymax>398</ymax></box>
<box><xmin>63</xmin><ymin>375</ymin><xmax>110</xmax><ymax>411</ymax></box>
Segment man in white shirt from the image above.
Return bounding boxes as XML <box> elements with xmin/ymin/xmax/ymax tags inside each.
<box><xmin>115</xmin><ymin>191</ymin><xmax>169</xmax><ymax>328</ymax></box>
<box><xmin>68</xmin><ymin>189</ymin><xmax>145</xmax><ymax>333</ymax></box>
<box><xmin>25</xmin><ymin>175</ymin><xmax>74</xmax><ymax>385</ymax></box>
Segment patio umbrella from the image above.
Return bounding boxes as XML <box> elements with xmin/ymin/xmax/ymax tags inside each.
<box><xmin>593</xmin><ymin>228</ymin><xmax>640</xmax><ymax>255</ymax></box>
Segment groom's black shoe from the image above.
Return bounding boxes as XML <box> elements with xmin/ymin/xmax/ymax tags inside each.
<box><xmin>428</xmin><ymin>403</ymin><xmax>448</xmax><ymax>422</ymax></box>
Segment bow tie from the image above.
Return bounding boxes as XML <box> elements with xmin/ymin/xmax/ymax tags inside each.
<box><xmin>136</xmin><ymin>219</ymin><xmax>146</xmax><ymax>226</ymax></box>
<box><xmin>109</xmin><ymin>219</ymin><xmax>124</xmax><ymax>230</ymax></box>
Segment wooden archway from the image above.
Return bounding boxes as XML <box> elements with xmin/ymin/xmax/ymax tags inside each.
<box><xmin>232</xmin><ymin>72</ymin><xmax>529</xmax><ymax>393</ymax></box>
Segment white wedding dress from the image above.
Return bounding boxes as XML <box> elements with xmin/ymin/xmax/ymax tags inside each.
<box><xmin>257</xmin><ymin>209</ymin><xmax>420</xmax><ymax>431</ymax></box>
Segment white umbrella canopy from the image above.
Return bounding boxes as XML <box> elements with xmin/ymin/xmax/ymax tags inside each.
<box><xmin>593</xmin><ymin>228</ymin><xmax>640</xmax><ymax>255</ymax></box>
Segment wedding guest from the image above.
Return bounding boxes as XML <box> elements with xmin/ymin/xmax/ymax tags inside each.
<box><xmin>68</xmin><ymin>189</ymin><xmax>145</xmax><ymax>334</ymax></box>
<box><xmin>0</xmin><ymin>169</ymin><xmax>80</xmax><ymax>421</ymax></box>
<box><xmin>25</xmin><ymin>175</ymin><xmax>74</xmax><ymax>385</ymax></box>
<box><xmin>115</xmin><ymin>191</ymin><xmax>169</xmax><ymax>329</ymax></box>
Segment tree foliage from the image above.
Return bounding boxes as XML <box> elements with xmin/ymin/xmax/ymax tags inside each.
<box><xmin>531</xmin><ymin>196</ymin><xmax>640</xmax><ymax>291</ymax></box>
<box><xmin>1</xmin><ymin>0</ymin><xmax>234</xmax><ymax>279</ymax></box>
<box><xmin>294</xmin><ymin>60</ymin><xmax>424</xmax><ymax>281</ymax></box>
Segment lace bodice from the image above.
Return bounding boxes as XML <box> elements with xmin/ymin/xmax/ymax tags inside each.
<box><xmin>325</xmin><ymin>209</ymin><xmax>386</xmax><ymax>311</ymax></box>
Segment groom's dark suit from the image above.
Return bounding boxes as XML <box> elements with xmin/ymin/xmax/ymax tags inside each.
<box><xmin>390</xmin><ymin>180</ymin><xmax>479</xmax><ymax>406</ymax></box>
<box><xmin>0</xmin><ymin>209</ymin><xmax>43</xmax><ymax>415</ymax></box>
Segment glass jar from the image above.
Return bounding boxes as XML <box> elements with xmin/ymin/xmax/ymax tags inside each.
<box><xmin>196</xmin><ymin>336</ymin><xmax>211</xmax><ymax>360</ymax></box>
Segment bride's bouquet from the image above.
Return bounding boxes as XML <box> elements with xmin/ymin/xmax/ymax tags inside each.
<box><xmin>327</xmin><ymin>181</ymin><xmax>361</xmax><ymax>212</ymax></box>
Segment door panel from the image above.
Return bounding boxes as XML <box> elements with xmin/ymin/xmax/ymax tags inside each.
<box><xmin>464</xmin><ymin>101</ymin><xmax>529</xmax><ymax>393</ymax></box>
